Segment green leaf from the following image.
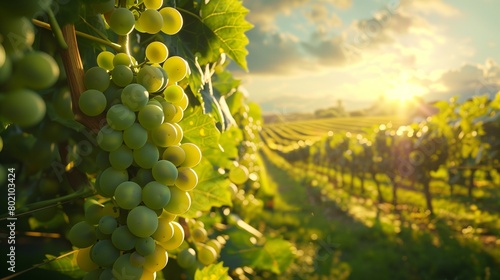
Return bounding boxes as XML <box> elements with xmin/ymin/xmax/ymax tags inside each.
<box><xmin>180</xmin><ymin>106</ymin><xmax>221</xmax><ymax>157</ymax></box>
<box><xmin>221</xmin><ymin>227</ymin><xmax>294</xmax><ymax>275</ymax></box>
<box><xmin>184</xmin><ymin>158</ymin><xmax>232</xmax><ymax>217</ymax></box>
<box><xmin>213</xmin><ymin>67</ymin><xmax>241</xmax><ymax>96</ymax></box>
<box><xmin>179</xmin><ymin>0</ymin><xmax>253</xmax><ymax>70</ymax></box>
<box><xmin>255</xmin><ymin>238</ymin><xmax>295</xmax><ymax>274</ymax></box>
<box><xmin>40</xmin><ymin>251</ymin><xmax>85</xmax><ymax>279</ymax></box>
<box><xmin>194</xmin><ymin>262</ymin><xmax>231</xmax><ymax>280</ymax></box>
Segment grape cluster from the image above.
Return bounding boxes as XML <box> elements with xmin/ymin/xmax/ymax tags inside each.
<box><xmin>177</xmin><ymin>219</ymin><xmax>225</xmax><ymax>269</ymax></box>
<box><xmin>0</xmin><ymin>1</ymin><xmax>59</xmax><ymax>128</ymax></box>
<box><xmin>67</xmin><ymin>2</ymin><xmax>203</xmax><ymax>279</ymax></box>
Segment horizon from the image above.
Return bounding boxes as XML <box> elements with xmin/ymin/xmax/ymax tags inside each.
<box><xmin>233</xmin><ymin>0</ymin><xmax>500</xmax><ymax>114</ymax></box>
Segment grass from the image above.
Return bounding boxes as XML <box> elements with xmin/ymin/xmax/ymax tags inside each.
<box><xmin>258</xmin><ymin>147</ymin><xmax>500</xmax><ymax>280</ymax></box>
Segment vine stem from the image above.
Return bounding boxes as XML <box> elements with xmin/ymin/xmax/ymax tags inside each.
<box><xmin>0</xmin><ymin>187</ymin><xmax>95</xmax><ymax>220</ymax></box>
<box><xmin>60</xmin><ymin>24</ymin><xmax>105</xmax><ymax>132</ymax></box>
<box><xmin>32</xmin><ymin>19</ymin><xmax>122</xmax><ymax>52</ymax></box>
<box><xmin>0</xmin><ymin>250</ymin><xmax>78</xmax><ymax>280</ymax></box>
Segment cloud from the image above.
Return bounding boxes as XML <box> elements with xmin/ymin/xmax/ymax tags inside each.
<box><xmin>418</xmin><ymin>61</ymin><xmax>500</xmax><ymax>101</ymax></box>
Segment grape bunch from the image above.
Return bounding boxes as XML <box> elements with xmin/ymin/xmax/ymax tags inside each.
<box><xmin>67</xmin><ymin>2</ymin><xmax>204</xmax><ymax>279</ymax></box>
<box><xmin>0</xmin><ymin>1</ymin><xmax>59</xmax><ymax>128</ymax></box>
<box><xmin>177</xmin><ymin>219</ymin><xmax>225</xmax><ymax>269</ymax></box>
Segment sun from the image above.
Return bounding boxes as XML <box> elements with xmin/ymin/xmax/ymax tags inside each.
<box><xmin>385</xmin><ymin>82</ymin><xmax>427</xmax><ymax>103</ymax></box>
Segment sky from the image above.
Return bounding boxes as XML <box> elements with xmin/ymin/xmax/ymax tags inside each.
<box><xmin>231</xmin><ymin>0</ymin><xmax>500</xmax><ymax>114</ymax></box>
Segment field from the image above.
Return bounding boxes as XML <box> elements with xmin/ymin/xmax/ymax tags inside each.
<box><xmin>261</xmin><ymin>115</ymin><xmax>408</xmax><ymax>152</ymax></box>
<box><xmin>257</xmin><ymin>115</ymin><xmax>500</xmax><ymax>280</ymax></box>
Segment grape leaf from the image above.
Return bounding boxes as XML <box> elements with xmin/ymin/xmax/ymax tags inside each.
<box><xmin>178</xmin><ymin>0</ymin><xmax>253</xmax><ymax>70</ymax></box>
<box><xmin>180</xmin><ymin>106</ymin><xmax>221</xmax><ymax>156</ymax></box>
<box><xmin>220</xmin><ymin>227</ymin><xmax>295</xmax><ymax>275</ymax></box>
<box><xmin>40</xmin><ymin>251</ymin><xmax>85</xmax><ymax>279</ymax></box>
<box><xmin>184</xmin><ymin>158</ymin><xmax>232</xmax><ymax>218</ymax></box>
<box><xmin>194</xmin><ymin>262</ymin><xmax>231</xmax><ymax>280</ymax></box>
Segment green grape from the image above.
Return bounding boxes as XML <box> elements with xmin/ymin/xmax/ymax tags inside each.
<box><xmin>0</xmin><ymin>44</ymin><xmax>4</xmax><ymax>68</ymax></box>
<box><xmin>170</xmin><ymin>105</ymin><xmax>184</xmax><ymax>123</ymax></box>
<box><xmin>130</xmin><ymin>251</ymin><xmax>146</xmax><ymax>267</ymax></box>
<box><xmin>111</xmin><ymin>64</ymin><xmax>134</xmax><ymax>87</ymax></box>
<box><xmin>0</xmin><ymin>89</ymin><xmax>46</xmax><ymax>127</ymax></box>
<box><xmin>174</xmin><ymin>92</ymin><xmax>189</xmax><ymax>111</ymax></box>
<box><xmin>138</xmin><ymin>104</ymin><xmax>164</xmax><ymax>130</ymax></box>
<box><xmin>96</xmin><ymin>150</ymin><xmax>111</xmax><ymax>170</ymax></box>
<box><xmin>76</xmin><ymin>246</ymin><xmax>99</xmax><ymax>272</ymax></box>
<box><xmin>52</xmin><ymin>87</ymin><xmax>74</xmax><ymax>119</ymax></box>
<box><xmin>121</xmin><ymin>83</ymin><xmax>149</xmax><ymax>111</ymax></box>
<box><xmin>68</xmin><ymin>221</ymin><xmax>97</xmax><ymax>248</ymax></box>
<box><xmin>109</xmin><ymin>7</ymin><xmax>135</xmax><ymax>35</ymax></box>
<box><xmin>158</xmin><ymin>221</ymin><xmax>183</xmax><ymax>250</ymax></box>
<box><xmin>144</xmin><ymin>0</ymin><xmax>162</xmax><ymax>9</ymax></box>
<box><xmin>150</xmin><ymin>123</ymin><xmax>177</xmax><ymax>147</ymax></box>
<box><xmin>172</xmin><ymin>123</ymin><xmax>184</xmax><ymax>145</ymax></box>
<box><xmin>159</xmin><ymin>7</ymin><xmax>183</xmax><ymax>35</ymax></box>
<box><xmin>0</xmin><ymin>16</ymin><xmax>34</xmax><ymax>53</ymax></box>
<box><xmin>111</xmin><ymin>226</ymin><xmax>137</xmax><ymax>251</ymax></box>
<box><xmin>162</xmin><ymin>56</ymin><xmax>188</xmax><ymax>82</ymax></box>
<box><xmin>164</xmin><ymin>186</ymin><xmax>191</xmax><ymax>215</ymax></box>
<box><xmin>102</xmin><ymin>203</ymin><xmax>120</xmax><ymax>218</ymax></box>
<box><xmin>163</xmin><ymin>84</ymin><xmax>184</xmax><ymax>103</ymax></box>
<box><xmin>127</xmin><ymin>206</ymin><xmax>159</xmax><ymax>238</ymax></box>
<box><xmin>135</xmin><ymin>236</ymin><xmax>156</xmax><ymax>256</ymax></box>
<box><xmin>11</xmin><ymin>51</ymin><xmax>59</xmax><ymax>90</ymax></box>
<box><xmin>152</xmin><ymin>218</ymin><xmax>174</xmax><ymax>242</ymax></box>
<box><xmin>112</xmin><ymin>253</ymin><xmax>144</xmax><ymax>280</ymax></box>
<box><xmin>84</xmin><ymin>67</ymin><xmax>110</xmax><ymax>92</ymax></box>
<box><xmin>162</xmin><ymin>102</ymin><xmax>177</xmax><ymax>122</ymax></box>
<box><xmin>0</xmin><ymin>55</ymin><xmax>12</xmax><ymax>84</ymax></box>
<box><xmin>99</xmin><ymin>268</ymin><xmax>113</xmax><ymax>280</ymax></box>
<box><xmin>229</xmin><ymin>165</ymin><xmax>249</xmax><ymax>185</ymax></box>
<box><xmin>123</xmin><ymin>123</ymin><xmax>148</xmax><ymax>149</ymax></box>
<box><xmin>113</xmin><ymin>52</ymin><xmax>134</xmax><ymax>67</ymax></box>
<box><xmin>97</xmin><ymin>125</ymin><xmax>123</xmax><ymax>152</ymax></box>
<box><xmin>191</xmin><ymin>227</ymin><xmax>207</xmax><ymax>243</ymax></box>
<box><xmin>83</xmin><ymin>268</ymin><xmax>103</xmax><ymax>280</ymax></box>
<box><xmin>90</xmin><ymin>240</ymin><xmax>120</xmax><ymax>268</ymax></box>
<box><xmin>104</xmin><ymin>85</ymin><xmax>122</xmax><ymax>109</ymax></box>
<box><xmin>99</xmin><ymin>167</ymin><xmax>129</xmax><ymax>197</ymax></box>
<box><xmin>159</xmin><ymin>210</ymin><xmax>177</xmax><ymax>221</ymax></box>
<box><xmin>177</xmin><ymin>248</ymin><xmax>196</xmax><ymax>269</ymax></box>
<box><xmin>162</xmin><ymin>145</ymin><xmax>186</xmax><ymax>166</ymax></box>
<box><xmin>133</xmin><ymin>142</ymin><xmax>159</xmax><ymax>169</ymax></box>
<box><xmin>95</xmin><ymin>227</ymin><xmax>111</xmax><ymax>240</ymax></box>
<box><xmin>180</xmin><ymin>143</ymin><xmax>202</xmax><ymax>168</ymax></box>
<box><xmin>138</xmin><ymin>9</ymin><xmax>163</xmax><ymax>34</ymax></box>
<box><xmin>97</xmin><ymin>51</ymin><xmax>115</xmax><ymax>71</ymax></box>
<box><xmin>152</xmin><ymin>160</ymin><xmax>178</xmax><ymax>186</ymax></box>
<box><xmin>175</xmin><ymin>167</ymin><xmax>198</xmax><ymax>191</ymax></box>
<box><xmin>107</xmin><ymin>104</ymin><xmax>136</xmax><ymax>130</ymax></box>
<box><xmin>142</xmin><ymin>181</ymin><xmax>171</xmax><ymax>209</ymax></box>
<box><xmin>134</xmin><ymin>17</ymin><xmax>147</xmax><ymax>33</ymax></box>
<box><xmin>146</xmin><ymin>41</ymin><xmax>168</xmax><ymax>64</ymax></box>
<box><xmin>114</xmin><ymin>181</ymin><xmax>142</xmax><ymax>209</ymax></box>
<box><xmin>143</xmin><ymin>245</ymin><xmax>168</xmax><ymax>272</ymax></box>
<box><xmin>85</xmin><ymin>201</ymin><xmax>105</xmax><ymax>225</ymax></box>
<box><xmin>137</xmin><ymin>65</ymin><xmax>164</xmax><ymax>93</ymax></box>
<box><xmin>205</xmin><ymin>239</ymin><xmax>222</xmax><ymax>255</ymax></box>
<box><xmin>197</xmin><ymin>243</ymin><xmax>217</xmax><ymax>265</ymax></box>
<box><xmin>98</xmin><ymin>216</ymin><xmax>118</xmax><ymax>235</ymax></box>
<box><xmin>109</xmin><ymin>145</ymin><xmax>134</xmax><ymax>170</ymax></box>
<box><xmin>135</xmin><ymin>168</ymin><xmax>154</xmax><ymax>186</ymax></box>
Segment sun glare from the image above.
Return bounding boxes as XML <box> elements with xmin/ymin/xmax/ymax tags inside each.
<box><xmin>385</xmin><ymin>82</ymin><xmax>427</xmax><ymax>103</ymax></box>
